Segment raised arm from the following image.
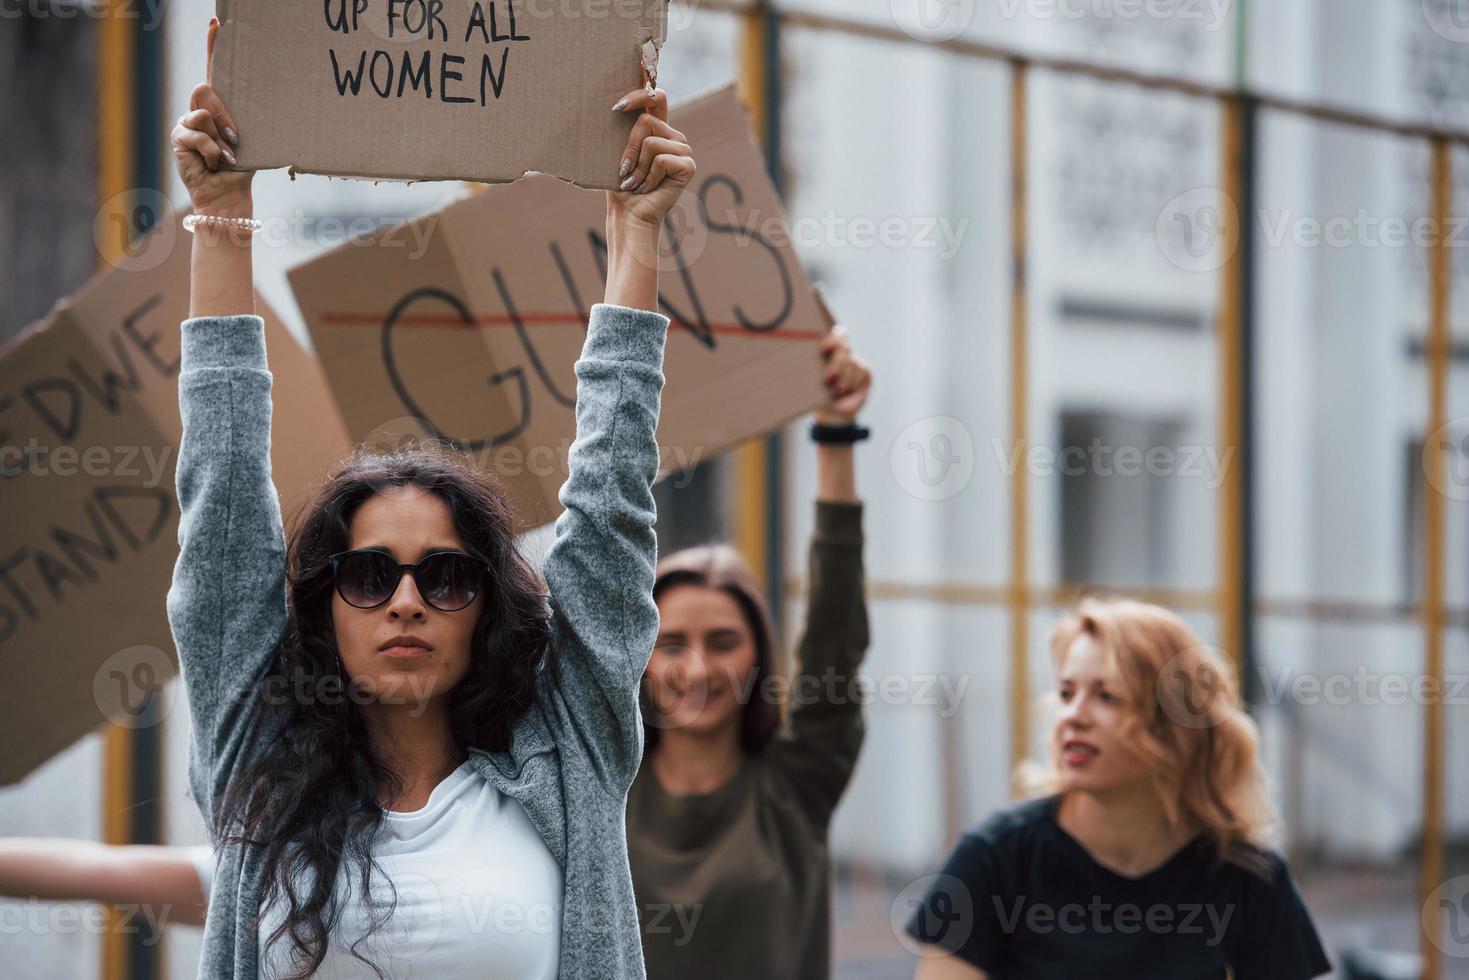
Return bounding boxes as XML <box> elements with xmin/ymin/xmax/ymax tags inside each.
<box><xmin>0</xmin><ymin>840</ymin><xmax>209</xmax><ymax>927</ymax></box>
<box><xmin>179</xmin><ymin>21</ymin><xmax>253</xmax><ymax>320</ymax></box>
<box><xmin>164</xmin><ymin>27</ymin><xmax>285</xmax><ymax>824</ymax></box>
<box><xmin>538</xmin><ymin>87</ymin><xmax>694</xmax><ymax>794</ymax></box>
<box><xmin>768</xmin><ymin>327</ymin><xmax>873</xmax><ymax>828</ymax></box>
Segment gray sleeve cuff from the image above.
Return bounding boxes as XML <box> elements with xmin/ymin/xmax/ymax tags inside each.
<box><xmin>180</xmin><ymin>315</ymin><xmax>267</xmax><ymax>372</ymax></box>
<box><xmin>584</xmin><ymin>304</ymin><xmax>670</xmax><ymax>366</ymax></box>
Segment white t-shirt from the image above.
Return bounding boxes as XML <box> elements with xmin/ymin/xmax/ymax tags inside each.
<box><xmin>255</xmin><ymin>760</ymin><xmax>563</xmax><ymax>979</ymax></box>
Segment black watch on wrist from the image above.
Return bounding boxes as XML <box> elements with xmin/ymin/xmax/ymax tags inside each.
<box><xmin>809</xmin><ymin>421</ymin><xmax>870</xmax><ymax>444</ymax></box>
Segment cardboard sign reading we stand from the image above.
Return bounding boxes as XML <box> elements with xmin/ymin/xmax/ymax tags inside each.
<box><xmin>211</xmin><ymin>0</ymin><xmax>667</xmax><ymax>189</ymax></box>
<box><xmin>289</xmin><ymin>86</ymin><xmax>832</xmax><ymax>531</ymax></box>
<box><xmin>0</xmin><ymin>215</ymin><xmax>351</xmax><ymax>786</ymax></box>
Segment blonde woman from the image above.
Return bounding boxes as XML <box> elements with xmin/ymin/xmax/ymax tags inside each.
<box><xmin>909</xmin><ymin>598</ymin><xmax>1331</xmax><ymax>980</ymax></box>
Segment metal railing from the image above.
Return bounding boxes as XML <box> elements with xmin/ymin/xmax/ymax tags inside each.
<box><xmin>707</xmin><ymin>3</ymin><xmax>1461</xmax><ymax>975</ymax></box>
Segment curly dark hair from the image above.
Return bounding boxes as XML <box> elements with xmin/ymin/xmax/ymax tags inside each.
<box><xmin>216</xmin><ymin>444</ymin><xmax>553</xmax><ymax>979</ymax></box>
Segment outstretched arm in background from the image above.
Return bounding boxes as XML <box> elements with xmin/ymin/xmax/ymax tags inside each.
<box><xmin>0</xmin><ymin>839</ymin><xmax>209</xmax><ymax>927</ymax></box>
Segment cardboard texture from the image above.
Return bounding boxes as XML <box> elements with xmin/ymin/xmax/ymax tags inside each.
<box><xmin>289</xmin><ymin>85</ymin><xmax>831</xmax><ymax>531</ymax></box>
<box><xmin>212</xmin><ymin>0</ymin><xmax>667</xmax><ymax>190</ymax></box>
<box><xmin>0</xmin><ymin>215</ymin><xmax>351</xmax><ymax>786</ymax></box>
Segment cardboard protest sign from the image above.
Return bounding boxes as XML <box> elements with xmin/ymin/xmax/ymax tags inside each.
<box><xmin>288</xmin><ymin>85</ymin><xmax>831</xmax><ymax>530</ymax></box>
<box><xmin>212</xmin><ymin>0</ymin><xmax>666</xmax><ymax>189</ymax></box>
<box><xmin>0</xmin><ymin>215</ymin><xmax>351</xmax><ymax>786</ymax></box>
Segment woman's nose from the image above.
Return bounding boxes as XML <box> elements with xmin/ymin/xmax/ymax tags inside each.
<box><xmin>1060</xmin><ymin>695</ymin><xmax>1093</xmax><ymax>727</ymax></box>
<box><xmin>689</xmin><ymin>648</ymin><xmax>716</xmax><ymax>682</ymax></box>
<box><xmin>385</xmin><ymin>571</ymin><xmax>427</xmax><ymax>619</ymax></box>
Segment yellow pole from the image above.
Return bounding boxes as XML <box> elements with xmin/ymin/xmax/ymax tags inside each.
<box><xmin>1007</xmin><ymin>62</ymin><xmax>1031</xmax><ymax>784</ymax></box>
<box><xmin>97</xmin><ymin>2</ymin><xmax>133</xmax><ymax>267</ymax></box>
<box><xmin>1419</xmin><ymin>137</ymin><xmax>1451</xmax><ymax>980</ymax></box>
<box><xmin>734</xmin><ymin>6</ymin><xmax>772</xmax><ymax>590</ymax></box>
<box><xmin>98</xmin><ymin>4</ymin><xmax>137</xmax><ymax>977</ymax></box>
<box><xmin>1217</xmin><ymin>98</ymin><xmax>1247</xmax><ymax>684</ymax></box>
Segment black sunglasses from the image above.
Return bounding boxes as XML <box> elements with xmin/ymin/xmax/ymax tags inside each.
<box><xmin>328</xmin><ymin>549</ymin><xmax>489</xmax><ymax>612</ymax></box>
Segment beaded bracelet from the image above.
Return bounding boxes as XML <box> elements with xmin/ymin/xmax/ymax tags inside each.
<box><xmin>182</xmin><ymin>213</ymin><xmax>263</xmax><ymax>235</ymax></box>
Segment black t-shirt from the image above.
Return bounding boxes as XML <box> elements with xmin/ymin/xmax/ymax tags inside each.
<box><xmin>905</xmin><ymin>796</ymin><xmax>1332</xmax><ymax>980</ymax></box>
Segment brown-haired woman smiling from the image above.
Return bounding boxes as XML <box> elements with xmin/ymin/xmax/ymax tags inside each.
<box><xmin>627</xmin><ymin>328</ymin><xmax>874</xmax><ymax>980</ymax></box>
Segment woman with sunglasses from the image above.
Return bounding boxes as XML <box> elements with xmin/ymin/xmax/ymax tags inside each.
<box><xmin>626</xmin><ymin>328</ymin><xmax>873</xmax><ymax>979</ymax></box>
<box><xmin>168</xmin><ymin>21</ymin><xmax>693</xmax><ymax>979</ymax></box>
<box><xmin>907</xmin><ymin>598</ymin><xmax>1331</xmax><ymax>980</ymax></box>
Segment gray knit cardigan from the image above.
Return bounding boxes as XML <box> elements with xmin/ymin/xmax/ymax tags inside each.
<box><xmin>166</xmin><ymin>303</ymin><xmax>669</xmax><ymax>978</ymax></box>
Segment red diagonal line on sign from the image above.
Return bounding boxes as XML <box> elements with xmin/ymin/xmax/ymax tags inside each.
<box><xmin>320</xmin><ymin>311</ymin><xmax>827</xmax><ymax>341</ymax></box>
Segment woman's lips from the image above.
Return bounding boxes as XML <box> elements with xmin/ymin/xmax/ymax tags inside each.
<box><xmin>1062</xmin><ymin>740</ymin><xmax>1099</xmax><ymax>766</ymax></box>
<box><xmin>380</xmin><ymin>645</ymin><xmax>433</xmax><ymax>660</ymax></box>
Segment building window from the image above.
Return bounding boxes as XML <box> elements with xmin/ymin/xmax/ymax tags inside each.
<box><xmin>1058</xmin><ymin>410</ymin><xmax>1188</xmax><ymax>590</ymax></box>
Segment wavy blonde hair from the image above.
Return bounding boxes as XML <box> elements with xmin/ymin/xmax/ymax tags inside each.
<box><xmin>1020</xmin><ymin>597</ymin><xmax>1278</xmax><ymax>871</ymax></box>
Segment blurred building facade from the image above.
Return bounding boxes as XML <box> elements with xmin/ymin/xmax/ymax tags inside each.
<box><xmin>1</xmin><ymin>0</ymin><xmax>1466</xmax><ymax>977</ymax></box>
